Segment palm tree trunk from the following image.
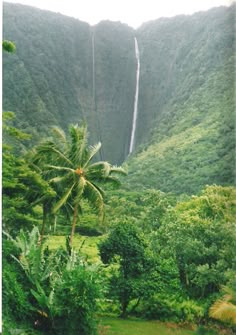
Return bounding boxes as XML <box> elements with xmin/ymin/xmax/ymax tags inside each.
<box><xmin>70</xmin><ymin>203</ymin><xmax>78</xmax><ymax>248</ymax></box>
<box><xmin>39</xmin><ymin>203</ymin><xmax>47</xmax><ymax>245</ymax></box>
<box><xmin>53</xmin><ymin>215</ymin><xmax>57</xmax><ymax>233</ymax></box>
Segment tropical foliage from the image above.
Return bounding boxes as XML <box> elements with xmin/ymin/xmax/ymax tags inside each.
<box><xmin>3</xmin><ymin>227</ymin><xmax>101</xmax><ymax>334</ymax></box>
<box><xmin>209</xmin><ymin>280</ymin><xmax>236</xmax><ymax>325</ymax></box>
<box><xmin>99</xmin><ymin>221</ymin><xmax>159</xmax><ymax>317</ymax></box>
<box><xmin>2</xmin><ymin>3</ymin><xmax>236</xmax><ymax>335</ymax></box>
<box><xmin>31</xmin><ymin>123</ymin><xmax>126</xmax><ymax>246</ymax></box>
<box><xmin>3</xmin><ymin>3</ymin><xmax>235</xmax><ymax>191</ymax></box>
<box><xmin>2</xmin><ymin>39</ymin><xmax>16</xmax><ymax>52</ymax></box>
<box><xmin>3</xmin><ymin>120</ymin><xmax>236</xmax><ymax>334</ymax></box>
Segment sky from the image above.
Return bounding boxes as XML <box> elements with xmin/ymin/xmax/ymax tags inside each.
<box><xmin>3</xmin><ymin>0</ymin><xmax>234</xmax><ymax>28</ymax></box>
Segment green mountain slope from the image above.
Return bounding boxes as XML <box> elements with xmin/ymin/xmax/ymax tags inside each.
<box><xmin>3</xmin><ymin>3</ymin><xmax>235</xmax><ymax>194</ymax></box>
<box><xmin>126</xmin><ymin>5</ymin><xmax>235</xmax><ymax>194</ymax></box>
<box><xmin>134</xmin><ymin>6</ymin><xmax>234</xmax><ymax>147</ymax></box>
<box><xmin>3</xmin><ymin>3</ymin><xmax>136</xmax><ymax>163</ymax></box>
<box><xmin>127</xmin><ymin>56</ymin><xmax>235</xmax><ymax>194</ymax></box>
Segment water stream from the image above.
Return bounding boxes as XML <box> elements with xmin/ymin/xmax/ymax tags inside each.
<box><xmin>91</xmin><ymin>32</ymin><xmax>104</xmax><ymax>159</ymax></box>
<box><xmin>92</xmin><ymin>33</ymin><xmax>95</xmax><ymax>101</ymax></box>
<box><xmin>129</xmin><ymin>37</ymin><xmax>140</xmax><ymax>154</ymax></box>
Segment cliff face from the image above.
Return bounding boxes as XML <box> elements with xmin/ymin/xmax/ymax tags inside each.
<box><xmin>90</xmin><ymin>21</ymin><xmax>136</xmax><ymax>162</ymax></box>
<box><xmin>135</xmin><ymin>6</ymin><xmax>234</xmax><ymax>145</ymax></box>
<box><xmin>125</xmin><ymin>5</ymin><xmax>234</xmax><ymax>194</ymax></box>
<box><xmin>3</xmin><ymin>3</ymin><xmax>235</xmax><ymax>193</ymax></box>
<box><xmin>3</xmin><ymin>3</ymin><xmax>136</xmax><ymax>163</ymax></box>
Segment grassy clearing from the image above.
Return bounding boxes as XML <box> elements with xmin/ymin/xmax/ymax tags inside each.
<box><xmin>98</xmin><ymin>317</ymin><xmax>195</xmax><ymax>335</ymax></box>
<box><xmin>46</xmin><ymin>234</ymin><xmax>103</xmax><ymax>262</ymax></box>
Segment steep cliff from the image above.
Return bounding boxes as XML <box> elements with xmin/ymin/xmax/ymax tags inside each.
<box><xmin>3</xmin><ymin>3</ymin><xmax>136</xmax><ymax>163</ymax></box>
<box><xmin>3</xmin><ymin>2</ymin><xmax>235</xmax><ymax>193</ymax></box>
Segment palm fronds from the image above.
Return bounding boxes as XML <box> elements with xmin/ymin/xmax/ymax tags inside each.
<box><xmin>83</xmin><ymin>142</ymin><xmax>102</xmax><ymax>168</ymax></box>
<box><xmin>30</xmin><ymin>123</ymin><xmax>126</xmax><ymax>245</ymax></box>
<box><xmin>209</xmin><ymin>284</ymin><xmax>236</xmax><ymax>325</ymax></box>
<box><xmin>52</xmin><ymin>183</ymin><xmax>76</xmax><ymax>214</ymax></box>
<box><xmin>84</xmin><ymin>180</ymin><xmax>105</xmax><ymax>220</ymax></box>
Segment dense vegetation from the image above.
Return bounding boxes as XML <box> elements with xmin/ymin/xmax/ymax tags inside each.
<box><xmin>126</xmin><ymin>5</ymin><xmax>235</xmax><ymax>194</ymax></box>
<box><xmin>3</xmin><ymin>2</ymin><xmax>235</xmax><ymax>194</ymax></box>
<box><xmin>2</xmin><ymin>113</ymin><xmax>236</xmax><ymax>334</ymax></box>
<box><xmin>2</xmin><ymin>2</ymin><xmax>235</xmax><ymax>335</ymax></box>
<box><xmin>3</xmin><ymin>2</ymin><xmax>136</xmax><ymax>164</ymax></box>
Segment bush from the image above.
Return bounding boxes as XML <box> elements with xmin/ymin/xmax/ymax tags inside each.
<box><xmin>2</xmin><ymin>238</ymin><xmax>33</xmax><ymax>323</ymax></box>
<box><xmin>194</xmin><ymin>325</ymin><xmax>218</xmax><ymax>335</ymax></box>
<box><xmin>3</xmin><ymin>228</ymin><xmax>102</xmax><ymax>335</ymax></box>
<box><xmin>141</xmin><ymin>294</ymin><xmax>205</xmax><ymax>322</ymax></box>
<box><xmin>3</xmin><ymin>262</ymin><xmax>32</xmax><ymax>322</ymax></box>
<box><xmin>75</xmin><ymin>225</ymin><xmax>103</xmax><ymax>236</ymax></box>
<box><xmin>54</xmin><ymin>265</ymin><xmax>101</xmax><ymax>335</ymax></box>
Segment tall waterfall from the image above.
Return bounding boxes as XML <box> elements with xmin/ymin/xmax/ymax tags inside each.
<box><xmin>129</xmin><ymin>37</ymin><xmax>140</xmax><ymax>154</ymax></box>
<box><xmin>92</xmin><ymin>33</ymin><xmax>95</xmax><ymax>100</ymax></box>
<box><xmin>91</xmin><ymin>32</ymin><xmax>104</xmax><ymax>159</ymax></box>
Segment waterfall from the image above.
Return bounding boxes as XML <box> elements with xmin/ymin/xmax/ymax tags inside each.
<box><xmin>129</xmin><ymin>37</ymin><xmax>140</xmax><ymax>154</ymax></box>
<box><xmin>91</xmin><ymin>31</ymin><xmax>104</xmax><ymax>159</ymax></box>
<box><xmin>92</xmin><ymin>33</ymin><xmax>95</xmax><ymax>101</ymax></box>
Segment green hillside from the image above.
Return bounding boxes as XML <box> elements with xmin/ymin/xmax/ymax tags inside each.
<box><xmin>126</xmin><ymin>53</ymin><xmax>235</xmax><ymax>194</ymax></box>
<box><xmin>3</xmin><ymin>2</ymin><xmax>136</xmax><ymax>163</ymax></box>
<box><xmin>3</xmin><ymin>2</ymin><xmax>235</xmax><ymax>194</ymax></box>
<box><xmin>125</xmin><ymin>5</ymin><xmax>235</xmax><ymax>194</ymax></box>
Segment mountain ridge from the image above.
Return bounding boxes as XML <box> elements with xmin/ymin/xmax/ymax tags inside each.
<box><xmin>3</xmin><ymin>2</ymin><xmax>235</xmax><ymax>194</ymax></box>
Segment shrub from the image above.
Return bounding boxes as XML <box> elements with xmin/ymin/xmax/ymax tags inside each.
<box><xmin>3</xmin><ymin>228</ymin><xmax>102</xmax><ymax>335</ymax></box>
<box><xmin>54</xmin><ymin>265</ymin><xmax>101</xmax><ymax>335</ymax></box>
<box><xmin>3</xmin><ymin>262</ymin><xmax>32</xmax><ymax>322</ymax></box>
<box><xmin>75</xmin><ymin>225</ymin><xmax>103</xmax><ymax>236</ymax></box>
<box><xmin>2</xmin><ymin>238</ymin><xmax>33</xmax><ymax>323</ymax></box>
<box><xmin>194</xmin><ymin>325</ymin><xmax>218</xmax><ymax>335</ymax></box>
<box><xmin>141</xmin><ymin>293</ymin><xmax>205</xmax><ymax>322</ymax></box>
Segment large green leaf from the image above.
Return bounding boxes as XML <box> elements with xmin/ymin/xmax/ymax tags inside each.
<box><xmin>84</xmin><ymin>180</ymin><xmax>105</xmax><ymax>220</ymax></box>
<box><xmin>73</xmin><ymin>176</ymin><xmax>86</xmax><ymax>205</ymax></box>
<box><xmin>83</xmin><ymin>142</ymin><xmax>102</xmax><ymax>168</ymax></box>
<box><xmin>69</xmin><ymin>124</ymin><xmax>88</xmax><ymax>165</ymax></box>
<box><xmin>52</xmin><ymin>182</ymin><xmax>76</xmax><ymax>213</ymax></box>
<box><xmin>46</xmin><ymin>165</ymin><xmax>75</xmax><ymax>173</ymax></box>
<box><xmin>36</xmin><ymin>142</ymin><xmax>73</xmax><ymax>167</ymax></box>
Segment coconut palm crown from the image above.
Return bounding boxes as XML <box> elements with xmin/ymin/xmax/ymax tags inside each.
<box><xmin>33</xmin><ymin>123</ymin><xmax>127</xmax><ymax>246</ymax></box>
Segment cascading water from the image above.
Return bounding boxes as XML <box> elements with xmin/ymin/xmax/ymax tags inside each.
<box><xmin>129</xmin><ymin>37</ymin><xmax>140</xmax><ymax>154</ymax></box>
<box><xmin>92</xmin><ymin>33</ymin><xmax>95</xmax><ymax>100</ymax></box>
<box><xmin>91</xmin><ymin>31</ymin><xmax>104</xmax><ymax>159</ymax></box>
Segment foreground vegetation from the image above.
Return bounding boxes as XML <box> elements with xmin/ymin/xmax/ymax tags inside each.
<box><xmin>2</xmin><ymin>17</ymin><xmax>235</xmax><ymax>333</ymax></box>
<box><xmin>2</xmin><ymin>114</ymin><xmax>236</xmax><ymax>335</ymax></box>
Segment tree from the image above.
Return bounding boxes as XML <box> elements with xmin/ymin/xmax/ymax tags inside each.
<box><xmin>158</xmin><ymin>186</ymin><xmax>236</xmax><ymax>298</ymax></box>
<box><xmin>2</xmin><ymin>112</ymin><xmax>55</xmax><ymax>236</ymax></box>
<box><xmin>32</xmin><ymin>123</ymin><xmax>126</xmax><ymax>247</ymax></box>
<box><xmin>99</xmin><ymin>221</ymin><xmax>158</xmax><ymax>317</ymax></box>
<box><xmin>2</xmin><ymin>39</ymin><xmax>16</xmax><ymax>53</ymax></box>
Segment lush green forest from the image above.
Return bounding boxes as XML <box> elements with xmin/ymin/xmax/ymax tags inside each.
<box><xmin>3</xmin><ymin>2</ymin><xmax>136</xmax><ymax>164</ymax></box>
<box><xmin>2</xmin><ymin>2</ymin><xmax>236</xmax><ymax>335</ymax></box>
<box><xmin>2</xmin><ymin>112</ymin><xmax>236</xmax><ymax>334</ymax></box>
<box><xmin>126</xmin><ymin>5</ymin><xmax>235</xmax><ymax>194</ymax></box>
<box><xmin>3</xmin><ymin>3</ymin><xmax>235</xmax><ymax>194</ymax></box>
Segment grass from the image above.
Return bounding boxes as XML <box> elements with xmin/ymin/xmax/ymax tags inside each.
<box><xmin>4</xmin><ymin>317</ymin><xmax>196</xmax><ymax>335</ymax></box>
<box><xmin>98</xmin><ymin>317</ymin><xmax>195</xmax><ymax>335</ymax></box>
<box><xmin>46</xmin><ymin>234</ymin><xmax>103</xmax><ymax>262</ymax></box>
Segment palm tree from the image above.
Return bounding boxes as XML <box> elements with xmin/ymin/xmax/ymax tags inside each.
<box><xmin>33</xmin><ymin>123</ymin><xmax>126</xmax><ymax>247</ymax></box>
<box><xmin>209</xmin><ymin>281</ymin><xmax>236</xmax><ymax>325</ymax></box>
